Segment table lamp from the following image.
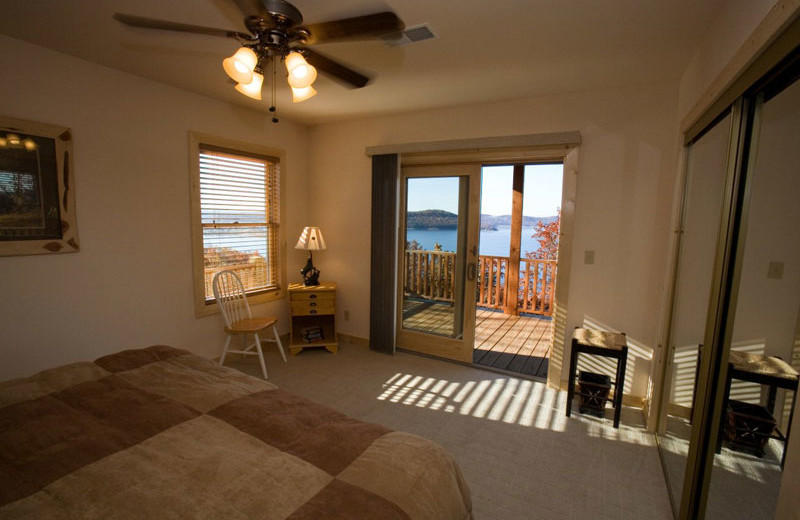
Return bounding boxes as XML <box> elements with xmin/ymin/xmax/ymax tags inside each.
<box><xmin>295</xmin><ymin>226</ymin><xmax>327</xmax><ymax>286</ymax></box>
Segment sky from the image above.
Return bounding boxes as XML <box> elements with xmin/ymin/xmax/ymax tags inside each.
<box><xmin>406</xmin><ymin>163</ymin><xmax>563</xmax><ymax>217</ymax></box>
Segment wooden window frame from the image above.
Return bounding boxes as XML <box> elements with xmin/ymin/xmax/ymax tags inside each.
<box><xmin>189</xmin><ymin>132</ymin><xmax>286</xmax><ymax>317</ymax></box>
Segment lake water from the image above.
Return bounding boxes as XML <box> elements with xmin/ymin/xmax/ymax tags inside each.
<box><xmin>406</xmin><ymin>225</ymin><xmax>540</xmax><ymax>257</ymax></box>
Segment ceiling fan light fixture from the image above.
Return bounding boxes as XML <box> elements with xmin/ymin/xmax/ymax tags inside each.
<box><xmin>112</xmin><ymin>2</ymin><xmax>405</xmax><ymax>121</ymax></box>
<box><xmin>223</xmin><ymin>47</ymin><xmax>258</xmax><ymax>83</ymax></box>
<box><xmin>285</xmin><ymin>52</ymin><xmax>317</xmax><ymax>89</ymax></box>
<box><xmin>235</xmin><ymin>71</ymin><xmax>264</xmax><ymax>100</ymax></box>
<box><xmin>291</xmin><ymin>85</ymin><xmax>317</xmax><ymax>103</ymax></box>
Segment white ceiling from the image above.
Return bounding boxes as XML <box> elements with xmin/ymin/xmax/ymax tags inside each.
<box><xmin>0</xmin><ymin>0</ymin><xmax>728</xmax><ymax>126</ymax></box>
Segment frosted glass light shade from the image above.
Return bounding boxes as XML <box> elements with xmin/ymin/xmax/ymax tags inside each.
<box><xmin>223</xmin><ymin>47</ymin><xmax>257</xmax><ymax>83</ymax></box>
<box><xmin>291</xmin><ymin>85</ymin><xmax>317</xmax><ymax>103</ymax></box>
<box><xmin>295</xmin><ymin>226</ymin><xmax>326</xmax><ymax>250</ymax></box>
<box><xmin>234</xmin><ymin>72</ymin><xmax>264</xmax><ymax>100</ymax></box>
<box><xmin>285</xmin><ymin>51</ymin><xmax>317</xmax><ymax>89</ymax></box>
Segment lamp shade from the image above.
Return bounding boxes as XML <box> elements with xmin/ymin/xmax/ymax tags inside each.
<box><xmin>285</xmin><ymin>51</ymin><xmax>317</xmax><ymax>89</ymax></box>
<box><xmin>234</xmin><ymin>71</ymin><xmax>264</xmax><ymax>100</ymax></box>
<box><xmin>223</xmin><ymin>47</ymin><xmax>258</xmax><ymax>83</ymax></box>
<box><xmin>291</xmin><ymin>85</ymin><xmax>318</xmax><ymax>103</ymax></box>
<box><xmin>295</xmin><ymin>227</ymin><xmax>327</xmax><ymax>251</ymax></box>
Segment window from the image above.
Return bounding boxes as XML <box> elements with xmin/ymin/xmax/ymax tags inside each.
<box><xmin>190</xmin><ymin>133</ymin><xmax>284</xmax><ymax>316</ymax></box>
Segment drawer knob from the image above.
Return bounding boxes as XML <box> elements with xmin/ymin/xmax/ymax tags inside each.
<box><xmin>310</xmin><ymin>294</ymin><xmax>317</xmax><ymax>299</ymax></box>
<box><xmin>310</xmin><ymin>302</ymin><xmax>317</xmax><ymax>307</ymax></box>
<box><xmin>310</xmin><ymin>310</ymin><xmax>317</xmax><ymax>314</ymax></box>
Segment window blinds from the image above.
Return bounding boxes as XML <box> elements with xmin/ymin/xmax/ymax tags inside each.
<box><xmin>199</xmin><ymin>145</ymin><xmax>280</xmax><ymax>301</ymax></box>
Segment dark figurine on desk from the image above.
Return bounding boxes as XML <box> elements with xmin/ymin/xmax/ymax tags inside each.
<box><xmin>300</xmin><ymin>256</ymin><xmax>320</xmax><ymax>286</ymax></box>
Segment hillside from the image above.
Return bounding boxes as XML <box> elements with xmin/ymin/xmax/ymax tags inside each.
<box><xmin>406</xmin><ymin>209</ymin><xmax>459</xmax><ymax>229</ymax></box>
<box><xmin>407</xmin><ymin>210</ymin><xmax>559</xmax><ymax>229</ymax></box>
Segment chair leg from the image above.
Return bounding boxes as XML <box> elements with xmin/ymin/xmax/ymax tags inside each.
<box><xmin>253</xmin><ymin>332</ymin><xmax>268</xmax><ymax>379</ymax></box>
<box><xmin>220</xmin><ymin>334</ymin><xmax>232</xmax><ymax>367</ymax></box>
<box><xmin>274</xmin><ymin>325</ymin><xmax>287</xmax><ymax>363</ymax></box>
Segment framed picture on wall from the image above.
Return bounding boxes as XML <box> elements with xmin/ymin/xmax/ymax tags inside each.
<box><xmin>0</xmin><ymin>116</ymin><xmax>78</xmax><ymax>256</ymax></box>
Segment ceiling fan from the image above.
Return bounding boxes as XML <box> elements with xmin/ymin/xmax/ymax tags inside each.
<box><xmin>114</xmin><ymin>0</ymin><xmax>404</xmax><ymax>122</ymax></box>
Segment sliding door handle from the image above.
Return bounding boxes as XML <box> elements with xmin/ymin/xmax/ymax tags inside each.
<box><xmin>467</xmin><ymin>262</ymin><xmax>476</xmax><ymax>281</ymax></box>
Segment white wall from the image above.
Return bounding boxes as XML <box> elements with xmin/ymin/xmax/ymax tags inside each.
<box><xmin>678</xmin><ymin>0</ymin><xmax>779</xmax><ymax>119</ymax></box>
<box><xmin>308</xmin><ymin>81</ymin><xmax>681</xmax><ymax>398</ymax></box>
<box><xmin>0</xmin><ymin>35</ymin><xmax>310</xmax><ymax>380</ymax></box>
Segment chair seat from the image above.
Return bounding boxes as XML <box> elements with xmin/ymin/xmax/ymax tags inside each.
<box><xmin>225</xmin><ymin>317</ymin><xmax>279</xmax><ymax>334</ymax></box>
<box><xmin>572</xmin><ymin>327</ymin><xmax>627</xmax><ymax>351</ymax></box>
<box><xmin>729</xmin><ymin>350</ymin><xmax>798</xmax><ymax>381</ymax></box>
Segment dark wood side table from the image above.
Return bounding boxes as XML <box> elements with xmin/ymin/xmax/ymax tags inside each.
<box><xmin>566</xmin><ymin>328</ymin><xmax>629</xmax><ymax>428</ymax></box>
<box><xmin>716</xmin><ymin>350</ymin><xmax>798</xmax><ymax>467</ymax></box>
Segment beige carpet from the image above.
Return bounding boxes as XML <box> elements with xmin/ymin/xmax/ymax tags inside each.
<box><xmin>659</xmin><ymin>415</ymin><xmax>784</xmax><ymax>520</ymax></box>
<box><xmin>225</xmin><ymin>339</ymin><xmax>673</xmax><ymax>520</ymax></box>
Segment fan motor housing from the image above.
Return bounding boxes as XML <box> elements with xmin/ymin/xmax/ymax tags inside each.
<box><xmin>264</xmin><ymin>0</ymin><xmax>303</xmax><ymax>26</ymax></box>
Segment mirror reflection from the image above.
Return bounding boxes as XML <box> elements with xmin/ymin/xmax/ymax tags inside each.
<box><xmin>705</xmin><ymin>76</ymin><xmax>800</xmax><ymax>520</ymax></box>
<box><xmin>658</xmin><ymin>111</ymin><xmax>733</xmax><ymax>512</ymax></box>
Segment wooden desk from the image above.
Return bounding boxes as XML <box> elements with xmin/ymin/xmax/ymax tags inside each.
<box><xmin>288</xmin><ymin>282</ymin><xmax>338</xmax><ymax>355</ymax></box>
<box><xmin>716</xmin><ymin>350</ymin><xmax>798</xmax><ymax>467</ymax></box>
<box><xmin>566</xmin><ymin>328</ymin><xmax>628</xmax><ymax>428</ymax></box>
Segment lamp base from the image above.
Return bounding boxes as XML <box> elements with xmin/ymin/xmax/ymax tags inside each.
<box><xmin>302</xmin><ymin>268</ymin><xmax>321</xmax><ymax>286</ymax></box>
<box><xmin>300</xmin><ymin>253</ymin><xmax>321</xmax><ymax>286</ymax></box>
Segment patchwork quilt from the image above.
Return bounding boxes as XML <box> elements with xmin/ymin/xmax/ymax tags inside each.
<box><xmin>0</xmin><ymin>346</ymin><xmax>472</xmax><ymax>519</ymax></box>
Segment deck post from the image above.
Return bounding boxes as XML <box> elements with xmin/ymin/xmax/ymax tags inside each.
<box><xmin>505</xmin><ymin>164</ymin><xmax>524</xmax><ymax>316</ymax></box>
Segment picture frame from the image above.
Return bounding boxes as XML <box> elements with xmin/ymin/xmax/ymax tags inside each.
<box><xmin>0</xmin><ymin>116</ymin><xmax>78</xmax><ymax>256</ymax></box>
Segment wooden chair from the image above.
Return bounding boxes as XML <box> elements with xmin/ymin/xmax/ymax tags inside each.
<box><xmin>212</xmin><ymin>270</ymin><xmax>287</xmax><ymax>379</ymax></box>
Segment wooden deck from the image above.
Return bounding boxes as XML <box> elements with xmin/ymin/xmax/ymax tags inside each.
<box><xmin>402</xmin><ymin>300</ymin><xmax>455</xmax><ymax>337</ymax></box>
<box><xmin>473</xmin><ymin>308</ymin><xmax>552</xmax><ymax>378</ymax></box>
<box><xmin>402</xmin><ymin>302</ymin><xmax>553</xmax><ymax>379</ymax></box>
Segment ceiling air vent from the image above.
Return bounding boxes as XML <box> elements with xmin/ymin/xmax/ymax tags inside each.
<box><xmin>383</xmin><ymin>23</ymin><xmax>437</xmax><ymax>47</ymax></box>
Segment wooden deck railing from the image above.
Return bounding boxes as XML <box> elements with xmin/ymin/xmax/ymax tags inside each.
<box><xmin>477</xmin><ymin>255</ymin><xmax>508</xmax><ymax>309</ymax></box>
<box><xmin>403</xmin><ymin>250</ymin><xmax>456</xmax><ymax>302</ymax></box>
<box><xmin>405</xmin><ymin>250</ymin><xmax>557</xmax><ymax>317</ymax></box>
<box><xmin>204</xmin><ymin>259</ymin><xmax>267</xmax><ymax>298</ymax></box>
<box><xmin>519</xmin><ymin>258</ymin><xmax>557</xmax><ymax>316</ymax></box>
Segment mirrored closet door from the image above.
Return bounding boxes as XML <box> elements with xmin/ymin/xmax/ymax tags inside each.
<box><xmin>658</xmin><ymin>110</ymin><xmax>733</xmax><ymax>514</ymax></box>
<box><xmin>656</xmin><ymin>33</ymin><xmax>799</xmax><ymax>520</ymax></box>
<box><xmin>705</xmin><ymin>66</ymin><xmax>800</xmax><ymax>520</ymax></box>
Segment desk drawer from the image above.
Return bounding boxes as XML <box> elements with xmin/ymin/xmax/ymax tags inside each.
<box><xmin>291</xmin><ymin>301</ymin><xmax>335</xmax><ymax>316</ymax></box>
<box><xmin>291</xmin><ymin>291</ymin><xmax>335</xmax><ymax>302</ymax></box>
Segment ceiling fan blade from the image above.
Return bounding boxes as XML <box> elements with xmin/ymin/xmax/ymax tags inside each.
<box><xmin>301</xmin><ymin>48</ymin><xmax>370</xmax><ymax>88</ymax></box>
<box><xmin>113</xmin><ymin>13</ymin><xmax>250</xmax><ymax>40</ymax></box>
<box><xmin>301</xmin><ymin>12</ymin><xmax>404</xmax><ymax>45</ymax></box>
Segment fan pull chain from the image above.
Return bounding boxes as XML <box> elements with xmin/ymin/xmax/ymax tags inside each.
<box><xmin>269</xmin><ymin>57</ymin><xmax>279</xmax><ymax>123</ymax></box>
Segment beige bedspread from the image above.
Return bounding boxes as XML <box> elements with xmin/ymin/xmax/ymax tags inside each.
<box><xmin>0</xmin><ymin>346</ymin><xmax>472</xmax><ymax>519</ymax></box>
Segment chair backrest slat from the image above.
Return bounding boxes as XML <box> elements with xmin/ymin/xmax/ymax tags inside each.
<box><xmin>212</xmin><ymin>270</ymin><xmax>252</xmax><ymax>328</ymax></box>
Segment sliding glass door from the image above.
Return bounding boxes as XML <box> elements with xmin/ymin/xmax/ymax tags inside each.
<box><xmin>396</xmin><ymin>164</ymin><xmax>480</xmax><ymax>363</ymax></box>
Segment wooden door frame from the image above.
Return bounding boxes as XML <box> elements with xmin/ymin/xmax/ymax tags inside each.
<box><xmin>366</xmin><ymin>132</ymin><xmax>580</xmax><ymax>387</ymax></box>
<box><xmin>549</xmin><ymin>148</ymin><xmax>578</xmax><ymax>390</ymax></box>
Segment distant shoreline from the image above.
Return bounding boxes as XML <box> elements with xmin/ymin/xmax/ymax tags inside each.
<box><xmin>407</xmin><ymin>224</ymin><xmax>542</xmax><ymax>257</ymax></box>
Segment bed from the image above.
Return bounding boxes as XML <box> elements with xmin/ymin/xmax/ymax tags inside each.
<box><xmin>0</xmin><ymin>346</ymin><xmax>472</xmax><ymax>519</ymax></box>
